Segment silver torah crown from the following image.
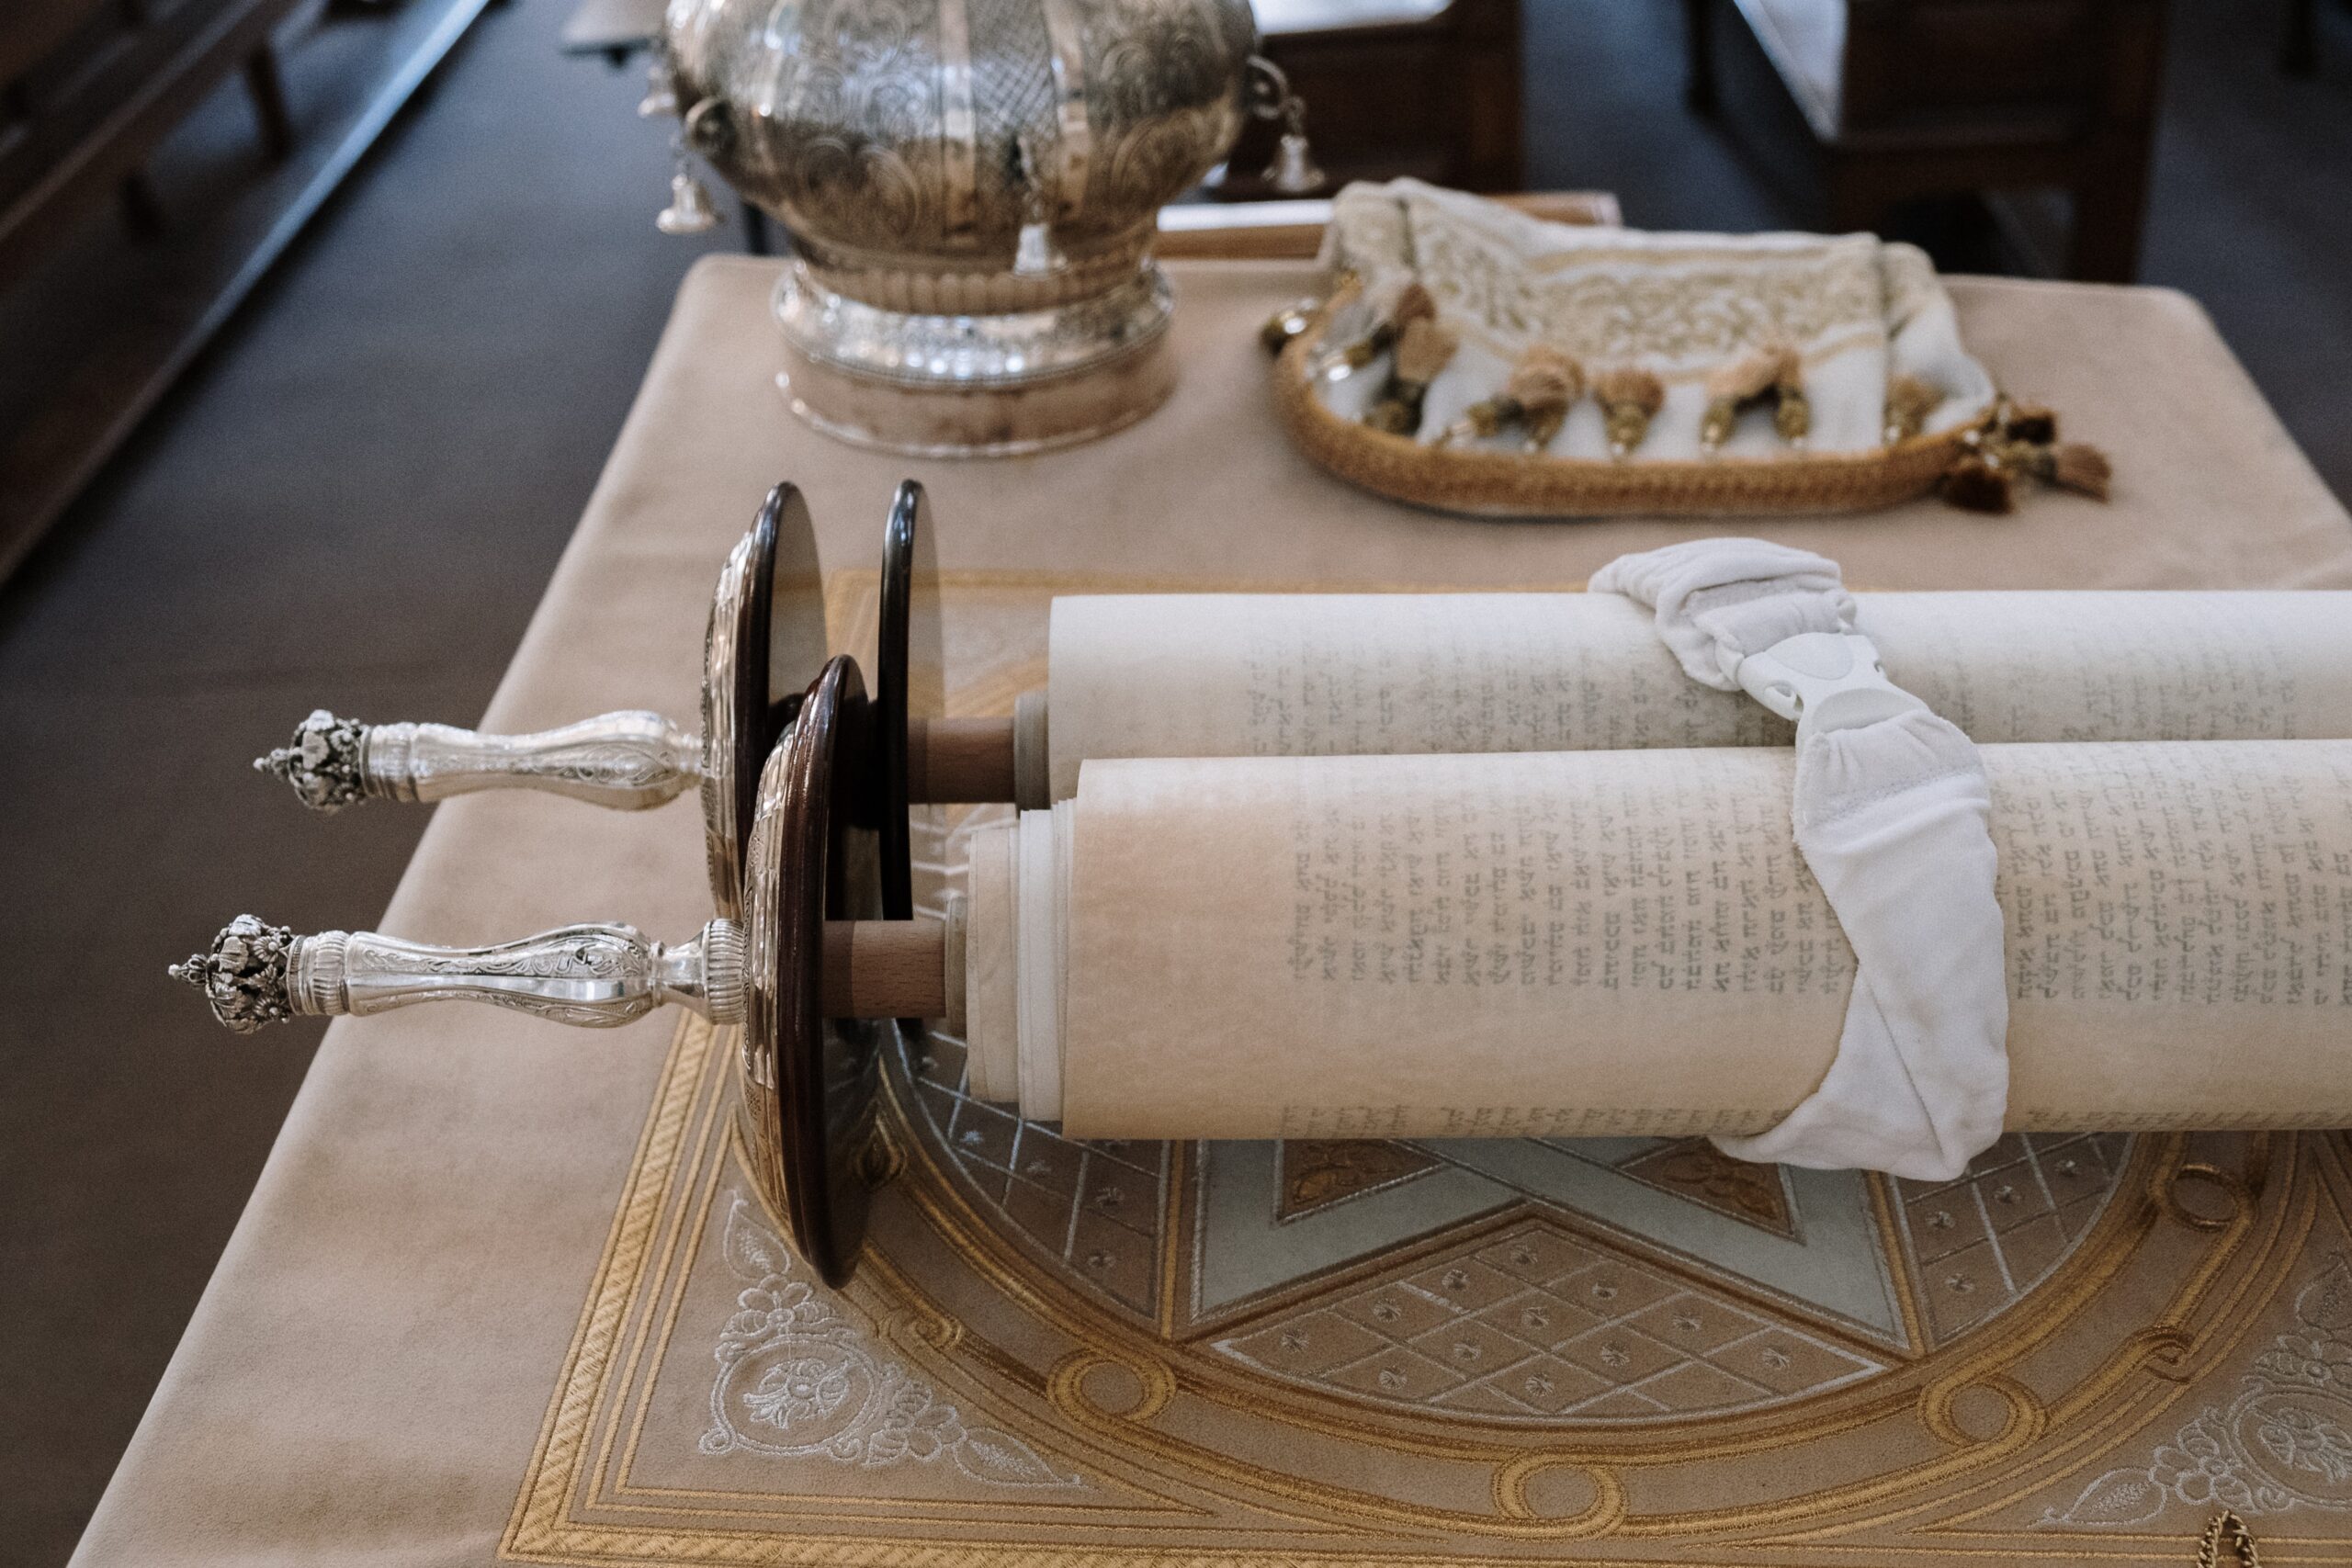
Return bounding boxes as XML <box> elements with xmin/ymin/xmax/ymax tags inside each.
<box><xmin>256</xmin><ymin>708</ymin><xmax>703</xmax><ymax>814</ymax></box>
<box><xmin>167</xmin><ymin>914</ymin><xmax>303</xmax><ymax>1032</ymax></box>
<box><xmin>170</xmin><ymin>917</ymin><xmax>748</xmax><ymax>1033</ymax></box>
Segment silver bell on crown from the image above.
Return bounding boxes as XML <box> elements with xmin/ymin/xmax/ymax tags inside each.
<box><xmin>650</xmin><ymin>0</ymin><xmax>1280</xmax><ymax>457</ymax></box>
<box><xmin>636</xmin><ymin>54</ymin><xmax>678</xmax><ymax>118</ymax></box>
<box><xmin>1250</xmin><ymin>56</ymin><xmax>1326</xmax><ymax>196</ymax></box>
<box><xmin>655</xmin><ymin>169</ymin><xmax>718</xmax><ymax>236</ymax></box>
<box><xmin>1265</xmin><ymin>130</ymin><xmax>1326</xmax><ymax>196</ymax></box>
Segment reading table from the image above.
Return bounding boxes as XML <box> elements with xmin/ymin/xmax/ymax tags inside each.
<box><xmin>74</xmin><ymin>255</ymin><xmax>2352</xmax><ymax>1568</ymax></box>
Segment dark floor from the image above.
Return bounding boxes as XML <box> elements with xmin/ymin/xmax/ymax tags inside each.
<box><xmin>2</xmin><ymin>1</ymin><xmax>2348</xmax><ymax>1563</ymax></box>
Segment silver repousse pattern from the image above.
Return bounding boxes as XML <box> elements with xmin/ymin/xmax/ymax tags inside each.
<box><xmin>773</xmin><ymin>263</ymin><xmax>1171</xmax><ymax>385</ymax></box>
<box><xmin>698</xmin><ymin>527</ymin><xmax>756</xmax><ymax>921</ymax></box>
<box><xmin>172</xmin><ymin>919</ymin><xmax>751</xmax><ymax>1031</ymax></box>
<box><xmin>664</xmin><ymin>0</ymin><xmax>1253</xmax><ymax>313</ymax></box>
<box><xmin>368</xmin><ymin>715</ymin><xmax>702</xmax><ymax>807</ymax></box>
<box><xmin>256</xmin><ymin>711</ymin><xmax>702</xmax><ymax>813</ymax></box>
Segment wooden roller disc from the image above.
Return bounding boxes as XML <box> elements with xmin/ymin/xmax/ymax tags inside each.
<box><xmin>741</xmin><ymin>653</ymin><xmax>895</xmax><ymax>1289</ymax></box>
<box><xmin>872</xmin><ymin>480</ymin><xmax>936</xmax><ymax>922</ymax></box>
<box><xmin>868</xmin><ymin>479</ymin><xmax>1022</xmax><ymax>828</ymax></box>
<box><xmin>704</xmin><ymin>481</ymin><xmax>828</xmax><ymax>918</ymax></box>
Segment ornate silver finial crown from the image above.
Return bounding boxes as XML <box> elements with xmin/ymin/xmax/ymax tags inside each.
<box><xmin>256</xmin><ymin>709</ymin><xmax>368</xmax><ymax>812</ymax></box>
<box><xmin>169</xmin><ymin>914</ymin><xmax>298</xmax><ymax>1033</ymax></box>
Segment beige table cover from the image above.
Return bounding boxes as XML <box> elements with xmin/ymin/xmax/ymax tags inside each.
<box><xmin>74</xmin><ymin>257</ymin><xmax>2352</xmax><ymax>1568</ymax></box>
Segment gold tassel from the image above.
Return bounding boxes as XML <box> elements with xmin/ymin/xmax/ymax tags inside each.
<box><xmin>1510</xmin><ymin>346</ymin><xmax>1583</xmax><ymax>452</ymax></box>
<box><xmin>1770</xmin><ymin>349</ymin><xmax>1809</xmax><ymax>446</ymax></box>
<box><xmin>2027</xmin><ymin>441</ymin><xmax>2113</xmax><ymax>501</ymax></box>
<box><xmin>2050</xmin><ymin>442</ymin><xmax>2112</xmax><ymax>499</ymax></box>
<box><xmin>2002</xmin><ymin>401</ymin><xmax>2058</xmax><ymax>446</ymax></box>
<box><xmin>1939</xmin><ymin>452</ymin><xmax>2017</xmax><ymax>513</ymax></box>
<box><xmin>1363</xmin><ymin>318</ymin><xmax>1460</xmax><ymax>436</ymax></box>
<box><xmin>1436</xmin><ymin>345</ymin><xmax>1582</xmax><ymax>448</ymax></box>
<box><xmin>1700</xmin><ymin>346</ymin><xmax>1781</xmax><ymax>451</ymax></box>
<box><xmin>1938</xmin><ymin>397</ymin><xmax>2113</xmax><ymax>512</ymax></box>
<box><xmin>1883</xmin><ymin>374</ymin><xmax>1944</xmax><ymax>444</ymax></box>
<box><xmin>1313</xmin><ymin>277</ymin><xmax>1436</xmax><ymax>381</ymax></box>
<box><xmin>1593</xmin><ymin>367</ymin><xmax>1665</xmax><ymax>459</ymax></box>
<box><xmin>1775</xmin><ymin>390</ymin><xmax>1813</xmax><ymax>446</ymax></box>
<box><xmin>1699</xmin><ymin>344</ymin><xmax>1806</xmax><ymax>452</ymax></box>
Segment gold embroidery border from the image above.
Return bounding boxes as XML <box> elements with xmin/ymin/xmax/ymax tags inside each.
<box><xmin>887</xmin><ymin>1075</ymin><xmax>2286</xmax><ymax>1494</ymax></box>
<box><xmin>1272</xmin><ymin>315</ymin><xmax>1975</xmax><ymax>519</ymax></box>
<box><xmin>503</xmin><ymin>1003</ymin><xmax>2334</xmax><ymax>1566</ymax></box>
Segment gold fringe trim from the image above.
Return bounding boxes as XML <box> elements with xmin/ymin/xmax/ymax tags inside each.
<box><xmin>1274</xmin><ymin>327</ymin><xmax>1973</xmax><ymax>518</ymax></box>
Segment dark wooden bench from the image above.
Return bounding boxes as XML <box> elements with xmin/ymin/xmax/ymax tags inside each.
<box><xmin>0</xmin><ymin>0</ymin><xmax>496</xmax><ymax>581</ymax></box>
<box><xmin>1684</xmin><ymin>0</ymin><xmax>2169</xmax><ymax>281</ymax></box>
<box><xmin>1</xmin><ymin>0</ymin><xmax>303</xmax><ymax>292</ymax></box>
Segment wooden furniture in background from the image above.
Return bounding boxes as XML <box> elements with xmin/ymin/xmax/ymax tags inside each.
<box><xmin>1683</xmin><ymin>0</ymin><xmax>2169</xmax><ymax>281</ymax></box>
<box><xmin>1216</xmin><ymin>0</ymin><xmax>1524</xmax><ymax>197</ymax></box>
<box><xmin>0</xmin><ymin>0</ymin><xmax>497</xmax><ymax>581</ymax></box>
<box><xmin>1</xmin><ymin>0</ymin><xmax>303</xmax><ymax>293</ymax></box>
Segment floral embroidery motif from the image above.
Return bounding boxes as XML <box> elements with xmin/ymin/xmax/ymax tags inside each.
<box><xmin>1329</xmin><ymin>185</ymin><xmax>1901</xmax><ymax>372</ymax></box>
<box><xmin>1408</xmin><ymin>227</ymin><xmax>1884</xmax><ymax>367</ymax></box>
<box><xmin>701</xmin><ymin>1193</ymin><xmax>1079</xmax><ymax>1488</ymax></box>
<box><xmin>2042</xmin><ymin>1254</ymin><xmax>2352</xmax><ymax>1527</ymax></box>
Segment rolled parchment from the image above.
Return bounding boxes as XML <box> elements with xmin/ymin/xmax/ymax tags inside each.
<box><xmin>1046</xmin><ymin>592</ymin><xmax>2352</xmax><ymax>801</ymax></box>
<box><xmin>967</xmin><ymin>739</ymin><xmax>2352</xmax><ymax>1141</ymax></box>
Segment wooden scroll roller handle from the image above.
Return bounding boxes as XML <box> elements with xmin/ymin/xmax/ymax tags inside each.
<box><xmin>170</xmin><ymin>911</ymin><xmax>956</xmax><ymax>1034</ymax></box>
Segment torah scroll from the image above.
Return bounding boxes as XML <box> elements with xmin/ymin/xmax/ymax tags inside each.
<box><xmin>964</xmin><ymin>740</ymin><xmax>2352</xmax><ymax>1140</ymax></box>
<box><xmin>1045</xmin><ymin>592</ymin><xmax>2352</xmax><ymax>800</ymax></box>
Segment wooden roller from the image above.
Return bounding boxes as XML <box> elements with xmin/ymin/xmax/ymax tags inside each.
<box><xmin>821</xmin><ymin>919</ymin><xmax>951</xmax><ymax>1019</ymax></box>
<box><xmin>906</xmin><ymin>716</ymin><xmax>1020</xmax><ymax>805</ymax></box>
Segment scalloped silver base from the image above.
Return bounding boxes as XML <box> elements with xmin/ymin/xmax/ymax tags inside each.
<box><xmin>770</xmin><ymin>261</ymin><xmax>1177</xmax><ymax>458</ymax></box>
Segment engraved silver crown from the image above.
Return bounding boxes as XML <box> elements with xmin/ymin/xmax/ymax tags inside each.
<box><xmin>662</xmin><ymin>0</ymin><xmax>1261</xmax><ymax>318</ymax></box>
<box><xmin>653</xmin><ymin>0</ymin><xmax>1299</xmax><ymax>452</ymax></box>
<box><xmin>169</xmin><ymin>914</ymin><xmax>299</xmax><ymax>1033</ymax></box>
<box><xmin>256</xmin><ymin>709</ymin><xmax>368</xmax><ymax>812</ymax></box>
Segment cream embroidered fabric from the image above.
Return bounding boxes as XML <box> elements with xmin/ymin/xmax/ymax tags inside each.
<box><xmin>1316</xmin><ymin>177</ymin><xmax>1997</xmax><ymax>460</ymax></box>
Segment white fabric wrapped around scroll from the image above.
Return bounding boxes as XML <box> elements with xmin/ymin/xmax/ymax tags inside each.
<box><xmin>1045</xmin><ymin>590</ymin><xmax>2352</xmax><ymax>801</ymax></box>
<box><xmin>1591</xmin><ymin>538</ymin><xmax>2007</xmax><ymax>1179</ymax></box>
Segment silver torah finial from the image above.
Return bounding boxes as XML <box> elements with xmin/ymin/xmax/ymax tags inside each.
<box><xmin>170</xmin><ymin>917</ymin><xmax>747</xmax><ymax>1033</ymax></box>
<box><xmin>254</xmin><ymin>709</ymin><xmax>703</xmax><ymax>814</ymax></box>
<box><xmin>255</xmin><ymin>709</ymin><xmax>369</xmax><ymax>810</ymax></box>
<box><xmin>168</xmin><ymin>914</ymin><xmax>301</xmax><ymax>1033</ymax></box>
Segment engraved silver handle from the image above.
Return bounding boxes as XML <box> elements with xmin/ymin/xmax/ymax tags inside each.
<box><xmin>256</xmin><ymin>709</ymin><xmax>703</xmax><ymax>813</ymax></box>
<box><xmin>170</xmin><ymin>914</ymin><xmax>745</xmax><ymax>1032</ymax></box>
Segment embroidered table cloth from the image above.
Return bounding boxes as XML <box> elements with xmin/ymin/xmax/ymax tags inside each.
<box><xmin>71</xmin><ymin>256</ymin><xmax>2352</xmax><ymax>1568</ymax></box>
